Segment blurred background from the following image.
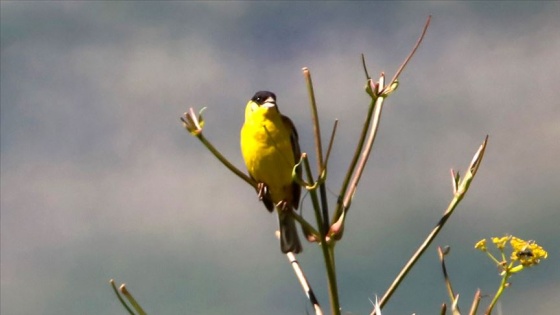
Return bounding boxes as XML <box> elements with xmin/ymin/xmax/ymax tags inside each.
<box><xmin>1</xmin><ymin>2</ymin><xmax>559</xmax><ymax>314</ymax></box>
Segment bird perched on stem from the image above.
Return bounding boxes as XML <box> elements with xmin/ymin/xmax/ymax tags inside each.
<box><xmin>240</xmin><ymin>91</ymin><xmax>303</xmax><ymax>253</ymax></box>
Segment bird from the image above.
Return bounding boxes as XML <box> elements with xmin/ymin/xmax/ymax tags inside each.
<box><xmin>240</xmin><ymin>91</ymin><xmax>303</xmax><ymax>253</ymax></box>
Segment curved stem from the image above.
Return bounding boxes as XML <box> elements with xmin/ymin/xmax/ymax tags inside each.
<box><xmin>292</xmin><ymin>211</ymin><xmax>320</xmax><ymax>239</ymax></box>
<box><xmin>387</xmin><ymin>15</ymin><xmax>431</xmax><ymax>90</ymax></box>
<box><xmin>196</xmin><ymin>134</ymin><xmax>256</xmax><ymax>188</ymax></box>
<box><xmin>110</xmin><ymin>279</ymin><xmax>135</xmax><ymax>315</ymax></box>
<box><xmin>486</xmin><ymin>272</ymin><xmax>509</xmax><ymax>315</ymax></box>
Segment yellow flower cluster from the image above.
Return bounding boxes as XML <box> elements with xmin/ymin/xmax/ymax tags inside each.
<box><xmin>510</xmin><ymin>236</ymin><xmax>548</xmax><ymax>267</ymax></box>
<box><xmin>475</xmin><ymin>235</ymin><xmax>548</xmax><ymax>273</ymax></box>
<box><xmin>475</xmin><ymin>235</ymin><xmax>548</xmax><ymax>314</ymax></box>
<box><xmin>491</xmin><ymin>236</ymin><xmax>509</xmax><ymax>250</ymax></box>
<box><xmin>474</xmin><ymin>239</ymin><xmax>487</xmax><ymax>251</ymax></box>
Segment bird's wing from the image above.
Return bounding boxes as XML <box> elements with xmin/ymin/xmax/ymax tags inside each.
<box><xmin>281</xmin><ymin>115</ymin><xmax>302</xmax><ymax>210</ymax></box>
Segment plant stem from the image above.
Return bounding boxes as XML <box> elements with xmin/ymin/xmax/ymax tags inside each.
<box><xmin>303</xmin><ymin>67</ymin><xmax>330</xmax><ymax>233</ymax></box>
<box><xmin>302</xmin><ymin>155</ymin><xmax>340</xmax><ymax>315</ymax></box>
<box><xmin>286</xmin><ymin>252</ymin><xmax>324</xmax><ymax>315</ymax></box>
<box><xmin>196</xmin><ymin>134</ymin><xmax>256</xmax><ymax>188</ymax></box>
<box><xmin>333</xmin><ymin>97</ymin><xmax>376</xmax><ymax>222</ymax></box>
<box><xmin>120</xmin><ymin>284</ymin><xmax>146</xmax><ymax>315</ymax></box>
<box><xmin>342</xmin><ymin>93</ymin><xmax>385</xmax><ymax>214</ymax></box>
<box><xmin>468</xmin><ymin>289</ymin><xmax>482</xmax><ymax>315</ymax></box>
<box><xmin>292</xmin><ymin>211</ymin><xmax>320</xmax><ymax>239</ymax></box>
<box><xmin>372</xmin><ymin>193</ymin><xmax>461</xmax><ymax>315</ymax></box>
<box><xmin>371</xmin><ymin>137</ymin><xmax>487</xmax><ymax>315</ymax></box>
<box><xmin>486</xmin><ymin>272</ymin><xmax>509</xmax><ymax>315</ymax></box>
<box><xmin>110</xmin><ymin>279</ymin><xmax>135</xmax><ymax>315</ymax></box>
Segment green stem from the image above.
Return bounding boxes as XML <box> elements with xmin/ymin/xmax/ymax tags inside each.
<box><xmin>120</xmin><ymin>285</ymin><xmax>147</xmax><ymax>315</ymax></box>
<box><xmin>303</xmin><ymin>68</ymin><xmax>330</xmax><ymax>234</ymax></box>
<box><xmin>486</xmin><ymin>272</ymin><xmax>509</xmax><ymax>315</ymax></box>
<box><xmin>196</xmin><ymin>134</ymin><xmax>256</xmax><ymax>188</ymax></box>
<box><xmin>302</xmin><ymin>155</ymin><xmax>340</xmax><ymax>315</ymax></box>
<box><xmin>292</xmin><ymin>211</ymin><xmax>320</xmax><ymax>240</ymax></box>
<box><xmin>110</xmin><ymin>279</ymin><xmax>135</xmax><ymax>315</ymax></box>
<box><xmin>373</xmin><ymin>193</ymin><xmax>462</xmax><ymax>314</ymax></box>
<box><xmin>361</xmin><ymin>54</ymin><xmax>371</xmax><ymax>80</ymax></box>
<box><xmin>341</xmin><ymin>94</ymin><xmax>385</xmax><ymax>215</ymax></box>
<box><xmin>372</xmin><ymin>137</ymin><xmax>487</xmax><ymax>315</ymax></box>
<box><xmin>486</xmin><ymin>251</ymin><xmax>502</xmax><ymax>266</ymax></box>
<box><xmin>332</xmin><ymin>97</ymin><xmax>376</xmax><ymax>222</ymax></box>
<box><xmin>437</xmin><ymin>247</ymin><xmax>458</xmax><ymax>311</ymax></box>
<box><xmin>323</xmin><ymin>120</ymin><xmax>338</xmax><ymax>169</ymax></box>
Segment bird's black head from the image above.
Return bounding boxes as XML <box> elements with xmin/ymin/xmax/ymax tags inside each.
<box><xmin>251</xmin><ymin>91</ymin><xmax>276</xmax><ymax>105</ymax></box>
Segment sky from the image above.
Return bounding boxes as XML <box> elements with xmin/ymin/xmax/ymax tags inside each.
<box><xmin>1</xmin><ymin>2</ymin><xmax>559</xmax><ymax>315</ymax></box>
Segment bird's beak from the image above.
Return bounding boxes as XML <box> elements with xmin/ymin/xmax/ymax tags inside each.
<box><xmin>261</xmin><ymin>97</ymin><xmax>276</xmax><ymax>108</ymax></box>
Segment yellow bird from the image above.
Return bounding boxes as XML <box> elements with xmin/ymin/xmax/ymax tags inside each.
<box><xmin>240</xmin><ymin>91</ymin><xmax>302</xmax><ymax>253</ymax></box>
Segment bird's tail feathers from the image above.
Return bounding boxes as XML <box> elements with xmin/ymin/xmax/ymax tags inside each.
<box><xmin>279</xmin><ymin>212</ymin><xmax>302</xmax><ymax>254</ymax></box>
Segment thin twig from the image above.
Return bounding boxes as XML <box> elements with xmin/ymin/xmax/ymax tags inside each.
<box><xmin>438</xmin><ymin>246</ymin><xmax>461</xmax><ymax>315</ymax></box>
<box><xmin>303</xmin><ymin>67</ymin><xmax>330</xmax><ymax>232</ymax></box>
<box><xmin>332</xmin><ymin>96</ymin><xmax>376</xmax><ymax>225</ymax></box>
<box><xmin>371</xmin><ymin>137</ymin><xmax>488</xmax><ymax>315</ymax></box>
<box><xmin>324</xmin><ymin>120</ymin><xmax>338</xmax><ymax>171</ymax></box>
<box><xmin>335</xmin><ymin>16</ymin><xmax>431</xmax><ymax>226</ymax></box>
<box><xmin>110</xmin><ymin>279</ymin><xmax>135</xmax><ymax>315</ymax></box>
<box><xmin>302</xmin><ymin>152</ymin><xmax>340</xmax><ymax>315</ymax></box>
<box><xmin>485</xmin><ymin>270</ymin><xmax>508</xmax><ymax>315</ymax></box>
<box><xmin>361</xmin><ymin>54</ymin><xmax>371</xmax><ymax>80</ymax></box>
<box><xmin>120</xmin><ymin>284</ymin><xmax>147</xmax><ymax>315</ymax></box>
<box><xmin>387</xmin><ymin>15</ymin><xmax>431</xmax><ymax>91</ymax></box>
<box><xmin>292</xmin><ymin>211</ymin><xmax>321</xmax><ymax>239</ymax></box>
<box><xmin>342</xmin><ymin>76</ymin><xmax>385</xmax><ymax>213</ymax></box>
<box><xmin>182</xmin><ymin>109</ymin><xmax>256</xmax><ymax>189</ymax></box>
<box><xmin>197</xmin><ymin>134</ymin><xmax>256</xmax><ymax>189</ymax></box>
<box><xmin>468</xmin><ymin>289</ymin><xmax>481</xmax><ymax>315</ymax></box>
<box><xmin>303</xmin><ymin>68</ymin><xmax>325</xmax><ymax>172</ymax></box>
<box><xmin>438</xmin><ymin>246</ymin><xmax>454</xmax><ymax>299</ymax></box>
<box><xmin>286</xmin><ymin>252</ymin><xmax>324</xmax><ymax>315</ymax></box>
<box><xmin>372</xmin><ymin>201</ymin><xmax>455</xmax><ymax>315</ymax></box>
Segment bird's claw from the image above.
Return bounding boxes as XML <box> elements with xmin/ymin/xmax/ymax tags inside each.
<box><xmin>257</xmin><ymin>182</ymin><xmax>268</xmax><ymax>201</ymax></box>
<box><xmin>276</xmin><ymin>200</ymin><xmax>290</xmax><ymax>212</ymax></box>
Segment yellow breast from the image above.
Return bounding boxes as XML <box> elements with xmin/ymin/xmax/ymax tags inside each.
<box><xmin>240</xmin><ymin>105</ymin><xmax>295</xmax><ymax>204</ymax></box>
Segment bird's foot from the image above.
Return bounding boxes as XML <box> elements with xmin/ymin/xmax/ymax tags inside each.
<box><xmin>257</xmin><ymin>182</ymin><xmax>268</xmax><ymax>201</ymax></box>
<box><xmin>276</xmin><ymin>200</ymin><xmax>290</xmax><ymax>212</ymax></box>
